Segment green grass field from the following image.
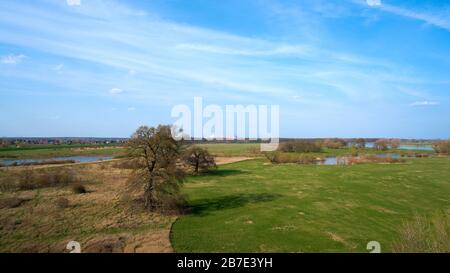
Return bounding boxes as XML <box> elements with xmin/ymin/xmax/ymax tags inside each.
<box><xmin>171</xmin><ymin>157</ymin><xmax>450</xmax><ymax>252</ymax></box>
<box><xmin>0</xmin><ymin>145</ymin><xmax>125</xmax><ymax>159</ymax></box>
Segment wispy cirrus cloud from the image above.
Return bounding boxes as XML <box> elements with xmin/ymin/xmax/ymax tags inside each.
<box><xmin>366</xmin><ymin>0</ymin><xmax>381</xmax><ymax>7</ymax></box>
<box><xmin>66</xmin><ymin>0</ymin><xmax>81</xmax><ymax>7</ymax></box>
<box><xmin>410</xmin><ymin>101</ymin><xmax>439</xmax><ymax>107</ymax></box>
<box><xmin>0</xmin><ymin>54</ymin><xmax>26</xmax><ymax>64</ymax></box>
<box><xmin>359</xmin><ymin>0</ymin><xmax>450</xmax><ymax>31</ymax></box>
<box><xmin>0</xmin><ymin>0</ymin><xmax>403</xmax><ymax>104</ymax></box>
<box><xmin>109</xmin><ymin>88</ymin><xmax>123</xmax><ymax>94</ymax></box>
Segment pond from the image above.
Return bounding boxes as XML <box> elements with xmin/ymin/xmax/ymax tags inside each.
<box><xmin>0</xmin><ymin>156</ymin><xmax>113</xmax><ymax>166</ymax></box>
<box><xmin>364</xmin><ymin>143</ymin><xmax>434</xmax><ymax>151</ymax></box>
<box><xmin>318</xmin><ymin>154</ymin><xmax>402</xmax><ymax>165</ymax></box>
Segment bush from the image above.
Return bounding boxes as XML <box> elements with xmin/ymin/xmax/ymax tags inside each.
<box><xmin>55</xmin><ymin>197</ymin><xmax>70</xmax><ymax>209</ymax></box>
<box><xmin>392</xmin><ymin>212</ymin><xmax>449</xmax><ymax>253</ymax></box>
<box><xmin>0</xmin><ymin>197</ymin><xmax>29</xmax><ymax>209</ymax></box>
<box><xmin>0</xmin><ymin>179</ymin><xmax>15</xmax><ymax>192</ymax></box>
<box><xmin>278</xmin><ymin>140</ymin><xmax>322</xmax><ymax>153</ymax></box>
<box><xmin>353</xmin><ymin>138</ymin><xmax>366</xmax><ymax>149</ymax></box>
<box><xmin>389</xmin><ymin>139</ymin><xmax>401</xmax><ymax>149</ymax></box>
<box><xmin>71</xmin><ymin>184</ymin><xmax>87</xmax><ymax>194</ymax></box>
<box><xmin>321</xmin><ymin>139</ymin><xmax>347</xmax><ymax>149</ymax></box>
<box><xmin>264</xmin><ymin>152</ymin><xmax>321</xmax><ymax>164</ymax></box>
<box><xmin>14</xmin><ymin>169</ymin><xmax>80</xmax><ymax>191</ymax></box>
<box><xmin>433</xmin><ymin>140</ymin><xmax>450</xmax><ymax>154</ymax></box>
<box><xmin>17</xmin><ymin>169</ymin><xmax>36</xmax><ymax>190</ymax></box>
<box><xmin>373</xmin><ymin>139</ymin><xmax>389</xmax><ymax>151</ymax></box>
<box><xmin>113</xmin><ymin>159</ymin><xmax>140</xmax><ymax>169</ymax></box>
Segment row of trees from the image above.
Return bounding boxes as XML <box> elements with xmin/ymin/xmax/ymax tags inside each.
<box><xmin>373</xmin><ymin>139</ymin><xmax>401</xmax><ymax>151</ymax></box>
<box><xmin>277</xmin><ymin>138</ymin><xmax>407</xmax><ymax>153</ymax></box>
<box><xmin>126</xmin><ymin>125</ymin><xmax>215</xmax><ymax>211</ymax></box>
<box><xmin>433</xmin><ymin>140</ymin><xmax>450</xmax><ymax>154</ymax></box>
<box><xmin>278</xmin><ymin>138</ymin><xmax>367</xmax><ymax>152</ymax></box>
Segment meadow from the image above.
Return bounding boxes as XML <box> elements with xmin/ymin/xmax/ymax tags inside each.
<box><xmin>171</xmin><ymin>157</ymin><xmax>450</xmax><ymax>252</ymax></box>
<box><xmin>0</xmin><ymin>144</ymin><xmax>125</xmax><ymax>159</ymax></box>
<box><xmin>0</xmin><ymin>161</ymin><xmax>175</xmax><ymax>252</ymax></box>
<box><xmin>0</xmin><ymin>142</ymin><xmax>433</xmax><ymax>160</ymax></box>
<box><xmin>0</xmin><ymin>143</ymin><xmax>448</xmax><ymax>252</ymax></box>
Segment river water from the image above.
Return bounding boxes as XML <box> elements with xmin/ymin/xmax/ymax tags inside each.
<box><xmin>0</xmin><ymin>156</ymin><xmax>113</xmax><ymax>166</ymax></box>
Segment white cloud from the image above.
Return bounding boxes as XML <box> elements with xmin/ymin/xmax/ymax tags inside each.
<box><xmin>127</xmin><ymin>107</ymin><xmax>136</xmax><ymax>111</ymax></box>
<box><xmin>109</xmin><ymin>88</ymin><xmax>123</xmax><ymax>94</ymax></box>
<box><xmin>176</xmin><ymin>43</ymin><xmax>309</xmax><ymax>57</ymax></box>
<box><xmin>66</xmin><ymin>0</ymin><xmax>81</xmax><ymax>6</ymax></box>
<box><xmin>410</xmin><ymin>101</ymin><xmax>439</xmax><ymax>107</ymax></box>
<box><xmin>366</xmin><ymin>0</ymin><xmax>381</xmax><ymax>7</ymax></box>
<box><xmin>0</xmin><ymin>0</ymin><xmax>438</xmax><ymax>106</ymax></box>
<box><xmin>356</xmin><ymin>0</ymin><xmax>450</xmax><ymax>31</ymax></box>
<box><xmin>54</xmin><ymin>64</ymin><xmax>64</xmax><ymax>73</ymax></box>
<box><xmin>0</xmin><ymin>54</ymin><xmax>26</xmax><ymax>64</ymax></box>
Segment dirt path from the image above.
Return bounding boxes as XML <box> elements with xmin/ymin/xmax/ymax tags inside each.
<box><xmin>215</xmin><ymin>156</ymin><xmax>254</xmax><ymax>165</ymax></box>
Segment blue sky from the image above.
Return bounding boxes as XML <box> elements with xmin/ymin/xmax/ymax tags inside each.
<box><xmin>0</xmin><ymin>0</ymin><xmax>449</xmax><ymax>138</ymax></box>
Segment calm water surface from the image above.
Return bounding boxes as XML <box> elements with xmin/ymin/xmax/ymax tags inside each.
<box><xmin>0</xmin><ymin>156</ymin><xmax>113</xmax><ymax>166</ymax></box>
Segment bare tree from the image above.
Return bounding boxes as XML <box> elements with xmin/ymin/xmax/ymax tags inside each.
<box><xmin>183</xmin><ymin>146</ymin><xmax>216</xmax><ymax>174</ymax></box>
<box><xmin>126</xmin><ymin>125</ymin><xmax>184</xmax><ymax>211</ymax></box>
<box><xmin>433</xmin><ymin>140</ymin><xmax>450</xmax><ymax>154</ymax></box>
<box><xmin>390</xmin><ymin>139</ymin><xmax>401</xmax><ymax>149</ymax></box>
<box><xmin>374</xmin><ymin>139</ymin><xmax>389</xmax><ymax>151</ymax></box>
<box><xmin>354</xmin><ymin>138</ymin><xmax>366</xmax><ymax>149</ymax></box>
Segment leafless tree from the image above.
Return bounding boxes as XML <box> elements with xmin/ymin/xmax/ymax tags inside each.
<box><xmin>354</xmin><ymin>138</ymin><xmax>366</xmax><ymax>149</ymax></box>
<box><xmin>390</xmin><ymin>139</ymin><xmax>401</xmax><ymax>149</ymax></box>
<box><xmin>374</xmin><ymin>139</ymin><xmax>389</xmax><ymax>151</ymax></box>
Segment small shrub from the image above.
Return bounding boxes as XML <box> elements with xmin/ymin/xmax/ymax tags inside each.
<box><xmin>353</xmin><ymin>138</ymin><xmax>366</xmax><ymax>149</ymax></box>
<box><xmin>350</xmin><ymin>146</ymin><xmax>360</xmax><ymax>156</ymax></box>
<box><xmin>373</xmin><ymin>139</ymin><xmax>389</xmax><ymax>151</ymax></box>
<box><xmin>433</xmin><ymin>140</ymin><xmax>450</xmax><ymax>154</ymax></box>
<box><xmin>113</xmin><ymin>159</ymin><xmax>140</xmax><ymax>169</ymax></box>
<box><xmin>17</xmin><ymin>169</ymin><xmax>36</xmax><ymax>190</ymax></box>
<box><xmin>264</xmin><ymin>152</ymin><xmax>321</xmax><ymax>164</ymax></box>
<box><xmin>278</xmin><ymin>140</ymin><xmax>322</xmax><ymax>153</ymax></box>
<box><xmin>0</xmin><ymin>179</ymin><xmax>16</xmax><ymax>192</ymax></box>
<box><xmin>0</xmin><ymin>197</ymin><xmax>29</xmax><ymax>209</ymax></box>
<box><xmin>392</xmin><ymin>212</ymin><xmax>449</xmax><ymax>253</ymax></box>
<box><xmin>321</xmin><ymin>139</ymin><xmax>347</xmax><ymax>149</ymax></box>
<box><xmin>71</xmin><ymin>184</ymin><xmax>87</xmax><ymax>194</ymax></box>
<box><xmin>389</xmin><ymin>139</ymin><xmax>401</xmax><ymax>149</ymax></box>
<box><xmin>246</xmin><ymin>146</ymin><xmax>261</xmax><ymax>155</ymax></box>
<box><xmin>55</xmin><ymin>197</ymin><xmax>70</xmax><ymax>209</ymax></box>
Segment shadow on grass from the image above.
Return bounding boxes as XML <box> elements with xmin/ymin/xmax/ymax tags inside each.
<box><xmin>201</xmin><ymin>169</ymin><xmax>247</xmax><ymax>177</ymax></box>
<box><xmin>190</xmin><ymin>193</ymin><xmax>282</xmax><ymax>215</ymax></box>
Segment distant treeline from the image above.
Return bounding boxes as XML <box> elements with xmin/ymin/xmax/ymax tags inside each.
<box><xmin>0</xmin><ymin>137</ymin><xmax>128</xmax><ymax>148</ymax></box>
<box><xmin>0</xmin><ymin>136</ymin><xmax>440</xmax><ymax>148</ymax></box>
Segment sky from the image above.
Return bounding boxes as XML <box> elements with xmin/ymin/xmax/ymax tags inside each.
<box><xmin>0</xmin><ymin>0</ymin><xmax>449</xmax><ymax>139</ymax></box>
